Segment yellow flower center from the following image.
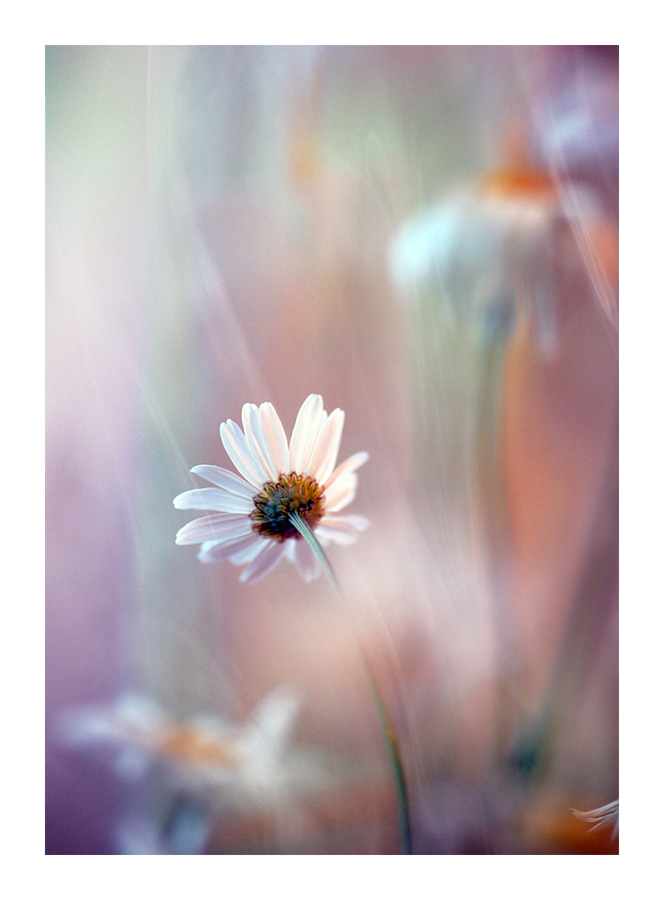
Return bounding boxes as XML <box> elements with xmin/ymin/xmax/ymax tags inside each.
<box><xmin>251</xmin><ymin>472</ymin><xmax>325</xmax><ymax>541</ymax></box>
<box><xmin>158</xmin><ymin>726</ymin><xmax>239</xmax><ymax>767</ymax></box>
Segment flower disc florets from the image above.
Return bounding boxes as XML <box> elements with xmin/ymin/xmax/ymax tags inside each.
<box><xmin>251</xmin><ymin>472</ymin><xmax>324</xmax><ymax>541</ymax></box>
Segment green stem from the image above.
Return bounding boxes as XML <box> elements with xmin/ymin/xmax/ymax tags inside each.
<box><xmin>288</xmin><ymin>513</ymin><xmax>413</xmax><ymax>854</ymax></box>
<box><xmin>287</xmin><ymin>513</ymin><xmax>340</xmax><ymax>594</ymax></box>
<box><xmin>476</xmin><ymin>334</ymin><xmax>516</xmax><ymax>766</ymax></box>
<box><xmin>362</xmin><ymin>659</ymin><xmax>412</xmax><ymax>855</ymax></box>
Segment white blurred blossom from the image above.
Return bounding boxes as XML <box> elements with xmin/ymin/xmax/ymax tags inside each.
<box><xmin>58</xmin><ymin>686</ymin><xmax>312</xmax><ymax>809</ymax></box>
<box><xmin>390</xmin><ymin>167</ymin><xmax>611</xmax><ymax>355</ymax></box>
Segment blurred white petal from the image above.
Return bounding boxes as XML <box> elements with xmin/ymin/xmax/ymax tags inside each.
<box><xmin>197</xmin><ymin>533</ymin><xmax>261</xmax><ymax>562</ymax></box>
<box><xmin>259</xmin><ymin>401</ymin><xmax>290</xmax><ymax>476</ymax></box>
<box><xmin>317</xmin><ymin>514</ymin><xmax>369</xmax><ymax>545</ymax></box>
<box><xmin>308</xmin><ymin>408</ymin><xmax>345</xmax><ymax>482</ymax></box>
<box><xmin>288</xmin><ymin>393</ymin><xmax>324</xmax><ymax>473</ymax></box>
<box><xmin>173</xmin><ymin>488</ymin><xmax>253</xmax><ymax>513</ymax></box>
<box><xmin>190</xmin><ymin>465</ymin><xmax>256</xmax><ymax>498</ymax></box>
<box><xmin>242</xmin><ymin>403</ymin><xmax>277</xmax><ymax>482</ymax></box>
<box><xmin>292</xmin><ymin>537</ymin><xmax>322</xmax><ymax>582</ymax></box>
<box><xmin>324</xmin><ymin>473</ymin><xmax>357</xmax><ymax>513</ymax></box>
<box><xmin>240</xmin><ymin>540</ymin><xmax>287</xmax><ymax>583</ymax></box>
<box><xmin>323</xmin><ymin>451</ymin><xmax>369</xmax><ymax>490</ymax></box>
<box><xmin>220</xmin><ymin>420</ymin><xmax>265</xmax><ymax>489</ymax></box>
<box><xmin>175</xmin><ymin>514</ymin><xmax>252</xmax><ymax>545</ymax></box>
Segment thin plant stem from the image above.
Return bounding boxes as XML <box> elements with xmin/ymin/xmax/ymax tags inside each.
<box><xmin>476</xmin><ymin>331</ymin><xmax>518</xmax><ymax>766</ymax></box>
<box><xmin>288</xmin><ymin>512</ymin><xmax>413</xmax><ymax>854</ymax></box>
<box><xmin>362</xmin><ymin>658</ymin><xmax>412</xmax><ymax>855</ymax></box>
<box><xmin>287</xmin><ymin>512</ymin><xmax>340</xmax><ymax>594</ymax></box>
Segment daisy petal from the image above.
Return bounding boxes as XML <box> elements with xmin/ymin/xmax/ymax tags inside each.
<box><xmin>323</xmin><ymin>451</ymin><xmax>369</xmax><ymax>489</ymax></box>
<box><xmin>175</xmin><ymin>514</ymin><xmax>253</xmax><ymax>545</ymax></box>
<box><xmin>240</xmin><ymin>540</ymin><xmax>287</xmax><ymax>584</ymax></box>
<box><xmin>292</xmin><ymin>538</ymin><xmax>322</xmax><ymax>582</ymax></box>
<box><xmin>173</xmin><ymin>488</ymin><xmax>254</xmax><ymax>513</ymax></box>
<box><xmin>316</xmin><ymin>514</ymin><xmax>369</xmax><ymax>545</ymax></box>
<box><xmin>259</xmin><ymin>402</ymin><xmax>289</xmax><ymax>477</ymax></box>
<box><xmin>242</xmin><ymin>403</ymin><xmax>277</xmax><ymax>482</ymax></box>
<box><xmin>197</xmin><ymin>533</ymin><xmax>261</xmax><ymax>563</ymax></box>
<box><xmin>220</xmin><ymin>420</ymin><xmax>266</xmax><ymax>489</ymax></box>
<box><xmin>338</xmin><ymin>514</ymin><xmax>369</xmax><ymax>531</ymax></box>
<box><xmin>284</xmin><ymin>540</ymin><xmax>296</xmax><ymax>561</ymax></box>
<box><xmin>228</xmin><ymin>537</ymin><xmax>268</xmax><ymax>566</ymax></box>
<box><xmin>324</xmin><ymin>474</ymin><xmax>357</xmax><ymax>513</ymax></box>
<box><xmin>246</xmin><ymin>687</ymin><xmax>301</xmax><ymax>761</ymax></box>
<box><xmin>308</xmin><ymin>408</ymin><xmax>345</xmax><ymax>482</ymax></box>
<box><xmin>288</xmin><ymin>394</ymin><xmax>324</xmax><ymax>473</ymax></box>
<box><xmin>190</xmin><ymin>466</ymin><xmax>256</xmax><ymax>499</ymax></box>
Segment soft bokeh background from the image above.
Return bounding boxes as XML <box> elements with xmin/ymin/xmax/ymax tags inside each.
<box><xmin>46</xmin><ymin>45</ymin><xmax>618</xmax><ymax>854</ymax></box>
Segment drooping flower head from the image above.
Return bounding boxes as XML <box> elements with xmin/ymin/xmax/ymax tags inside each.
<box><xmin>390</xmin><ymin>166</ymin><xmax>616</xmax><ymax>354</ymax></box>
<box><xmin>174</xmin><ymin>394</ymin><xmax>368</xmax><ymax>583</ymax></box>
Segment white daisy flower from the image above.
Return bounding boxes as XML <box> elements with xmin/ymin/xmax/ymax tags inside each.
<box><xmin>174</xmin><ymin>394</ymin><xmax>369</xmax><ymax>584</ymax></box>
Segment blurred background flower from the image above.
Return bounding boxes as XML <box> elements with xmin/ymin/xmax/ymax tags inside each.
<box><xmin>57</xmin><ymin>686</ymin><xmax>327</xmax><ymax>853</ymax></box>
<box><xmin>46</xmin><ymin>45</ymin><xmax>618</xmax><ymax>854</ymax></box>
